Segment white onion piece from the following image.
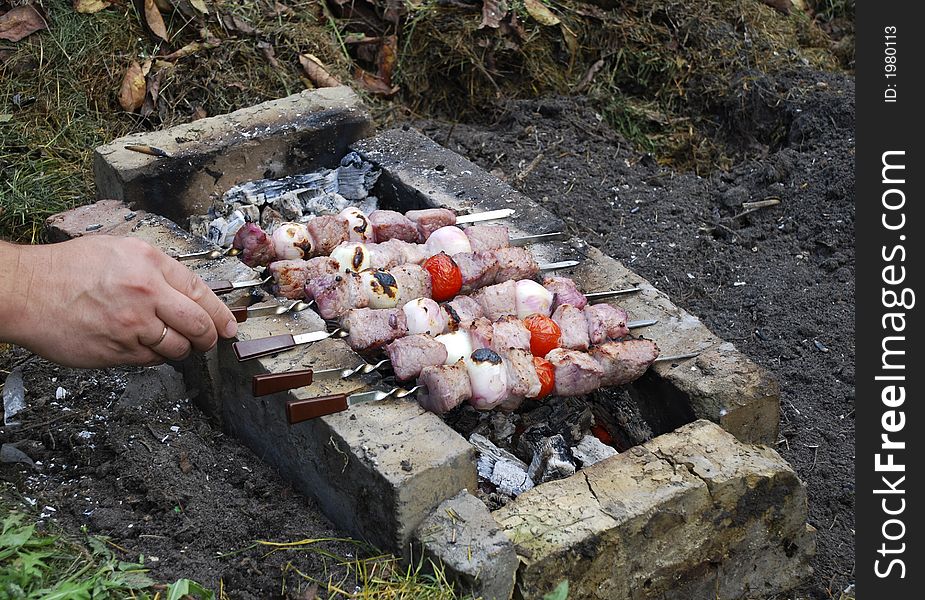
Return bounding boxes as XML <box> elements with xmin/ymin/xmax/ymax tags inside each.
<box><xmin>272</xmin><ymin>222</ymin><xmax>313</xmax><ymax>259</ymax></box>
<box><xmin>515</xmin><ymin>279</ymin><xmax>555</xmax><ymax>318</ymax></box>
<box><xmin>403</xmin><ymin>298</ymin><xmax>448</xmax><ymax>336</ymax></box>
<box><xmin>330</xmin><ymin>242</ymin><xmax>370</xmax><ymax>273</ymax></box>
<box><xmin>424</xmin><ymin>226</ymin><xmax>471</xmax><ymax>257</ymax></box>
<box><xmin>340</xmin><ymin>207</ymin><xmax>375</xmax><ymax>243</ymax></box>
<box><xmin>359</xmin><ymin>269</ymin><xmax>400</xmax><ymax>308</ymax></box>
<box><xmin>435</xmin><ymin>330</ymin><xmax>473</xmax><ymax>366</ymax></box>
<box><xmin>465</xmin><ymin>348</ymin><xmax>509</xmax><ymax>410</ymax></box>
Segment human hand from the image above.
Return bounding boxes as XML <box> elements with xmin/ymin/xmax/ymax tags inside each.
<box><xmin>0</xmin><ymin>236</ymin><xmax>238</xmax><ymax>368</ymax></box>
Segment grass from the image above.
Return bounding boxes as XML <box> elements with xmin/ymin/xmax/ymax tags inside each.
<box><xmin>0</xmin><ymin>491</ymin><xmax>470</xmax><ymax>599</ymax></box>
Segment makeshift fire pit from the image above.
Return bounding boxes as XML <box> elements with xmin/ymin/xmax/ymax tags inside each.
<box><xmin>47</xmin><ymin>88</ymin><xmax>813</xmax><ymax>600</ymax></box>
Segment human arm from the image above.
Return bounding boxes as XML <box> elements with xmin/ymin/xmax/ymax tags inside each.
<box><xmin>0</xmin><ymin>236</ymin><xmax>238</xmax><ymax>368</ymax></box>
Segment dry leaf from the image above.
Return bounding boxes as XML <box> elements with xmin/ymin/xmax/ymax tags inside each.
<box><xmin>258</xmin><ymin>41</ymin><xmax>282</xmax><ymax>70</ymax></box>
<box><xmin>143</xmin><ymin>0</ymin><xmax>169</xmax><ymax>41</ymax></box>
<box><xmin>479</xmin><ymin>0</ymin><xmax>508</xmax><ymax>29</ymax></box>
<box><xmin>190</xmin><ymin>0</ymin><xmax>209</xmax><ymax>13</ymax></box>
<box><xmin>377</xmin><ymin>35</ymin><xmax>398</xmax><ymax>87</ymax></box>
<box><xmin>74</xmin><ymin>0</ymin><xmax>112</xmax><ymax>14</ymax></box>
<box><xmin>118</xmin><ymin>61</ymin><xmax>147</xmax><ymax>112</ymax></box>
<box><xmin>163</xmin><ymin>35</ymin><xmax>219</xmax><ymax>61</ymax></box>
<box><xmin>141</xmin><ymin>66</ymin><xmax>166</xmax><ymax>118</ymax></box>
<box><xmin>221</xmin><ymin>13</ymin><xmax>257</xmax><ymax>36</ymax></box>
<box><xmin>0</xmin><ymin>5</ymin><xmax>48</xmax><ymax>42</ymax></box>
<box><xmin>191</xmin><ymin>105</ymin><xmax>207</xmax><ymax>120</ymax></box>
<box><xmin>299</xmin><ymin>53</ymin><xmax>341</xmax><ymax>88</ymax></box>
<box><xmin>153</xmin><ymin>0</ymin><xmax>174</xmax><ymax>11</ymax></box>
<box><xmin>524</xmin><ymin>0</ymin><xmax>560</xmax><ymax>26</ymax></box>
<box><xmin>355</xmin><ymin>68</ymin><xmax>398</xmax><ymax>97</ymax></box>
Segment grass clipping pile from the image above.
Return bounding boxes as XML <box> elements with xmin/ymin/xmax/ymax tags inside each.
<box><xmin>379</xmin><ymin>0</ymin><xmax>838</xmax><ymax>167</ymax></box>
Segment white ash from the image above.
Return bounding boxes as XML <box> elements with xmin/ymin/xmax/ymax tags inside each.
<box><xmin>233</xmin><ymin>203</ymin><xmax>260</xmax><ymax>223</ymax></box>
<box><xmin>222</xmin><ymin>169</ymin><xmax>339</xmax><ymax>207</ymax></box>
<box><xmin>470</xmin><ymin>433</ymin><xmax>534</xmax><ymax>497</ymax></box>
<box><xmin>260</xmin><ymin>206</ymin><xmax>284</xmax><ymax>232</ymax></box>
<box><xmin>2</xmin><ymin>366</ymin><xmax>25</xmax><ymax>427</ymax></box>
<box><xmin>298</xmin><ymin>191</ymin><xmax>351</xmax><ymax>217</ymax></box>
<box><xmin>206</xmin><ymin>209</ymin><xmax>246</xmax><ymax>247</ymax></box>
<box><xmin>571</xmin><ymin>434</ymin><xmax>618</xmax><ymax>468</ymax></box>
<box><xmin>337</xmin><ymin>151</ymin><xmax>380</xmax><ymax>200</ymax></box>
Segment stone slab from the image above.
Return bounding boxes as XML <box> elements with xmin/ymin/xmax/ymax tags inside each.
<box><xmin>414</xmin><ymin>490</ymin><xmax>519</xmax><ymax>600</ymax></box>
<box><xmin>94</xmin><ymin>87</ymin><xmax>373</xmax><ymax>225</ymax></box>
<box><xmin>493</xmin><ymin>420</ymin><xmax>814</xmax><ymax>600</ymax></box>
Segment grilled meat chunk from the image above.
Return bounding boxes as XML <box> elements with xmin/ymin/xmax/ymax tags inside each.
<box><xmin>583</xmin><ymin>304</ymin><xmax>630</xmax><ymax>345</ymax></box>
<box><xmin>417</xmin><ymin>361</ymin><xmax>471</xmax><ymax>414</ymax></box>
<box><xmin>464</xmin><ymin>224</ymin><xmax>510</xmax><ymax>252</ymax></box>
<box><xmin>341</xmin><ymin>307</ymin><xmax>408</xmax><ymax>350</ymax></box>
<box><xmin>552</xmin><ymin>304</ymin><xmax>591</xmax><ymax>350</ymax></box>
<box><xmin>269</xmin><ymin>257</ymin><xmax>338</xmax><ymax>299</ymax></box>
<box><xmin>385</xmin><ymin>334</ymin><xmax>448</xmax><ymax>381</ymax></box>
<box><xmin>497</xmin><ymin>348</ymin><xmax>542</xmax><ymax>411</ymax></box>
<box><xmin>590</xmin><ymin>339</ymin><xmax>660</xmax><ymax>386</ymax></box>
<box><xmin>306</xmin><ymin>215</ymin><xmax>350</xmax><ymax>255</ymax></box>
<box><xmin>233</xmin><ymin>223</ymin><xmax>276</xmax><ymax>267</ymax></box>
<box><xmin>369</xmin><ymin>210</ymin><xmax>419</xmax><ymax>242</ymax></box>
<box><xmin>406</xmin><ymin>208</ymin><xmax>456</xmax><ymax>241</ymax></box>
<box><xmin>473</xmin><ymin>280</ymin><xmax>518</xmax><ymax>321</ymax></box>
<box><xmin>493</xmin><ymin>247</ymin><xmax>539</xmax><ymax>283</ymax></box>
<box><xmin>490</xmin><ymin>316</ymin><xmax>532</xmax><ymax>353</ymax></box>
<box><xmin>306</xmin><ymin>273</ymin><xmax>368</xmax><ymax>319</ymax></box>
<box><xmin>391</xmin><ymin>264</ymin><xmax>432</xmax><ymax>306</ymax></box>
<box><xmin>543</xmin><ymin>276</ymin><xmax>588</xmax><ymax>311</ymax></box>
<box><xmin>546</xmin><ymin>348</ymin><xmax>605</xmax><ymax>396</ymax></box>
<box><xmin>454</xmin><ymin>251</ymin><xmax>500</xmax><ymax>292</ymax></box>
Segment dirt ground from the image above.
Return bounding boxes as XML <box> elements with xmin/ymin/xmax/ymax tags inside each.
<box><xmin>2</xmin><ymin>72</ymin><xmax>853</xmax><ymax>600</ymax></box>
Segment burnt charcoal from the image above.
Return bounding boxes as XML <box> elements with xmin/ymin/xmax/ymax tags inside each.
<box><xmin>470</xmin><ymin>433</ymin><xmax>534</xmax><ymax>497</ymax></box>
<box><xmin>488</xmin><ymin>412</ymin><xmax>518</xmax><ymax>447</ymax></box>
<box><xmin>527</xmin><ymin>434</ymin><xmax>576</xmax><ymax>484</ymax></box>
<box><xmin>337</xmin><ymin>151</ymin><xmax>381</xmax><ymax>200</ymax></box>
<box><xmin>590</xmin><ymin>388</ymin><xmax>655</xmax><ymax>452</ymax></box>
<box><xmin>273</xmin><ymin>195</ymin><xmax>303</xmax><ymax>221</ymax></box>
<box><xmin>517</xmin><ymin>396</ymin><xmax>593</xmax><ymax>447</ymax></box>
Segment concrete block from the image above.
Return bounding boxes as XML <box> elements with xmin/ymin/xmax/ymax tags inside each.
<box><xmin>494</xmin><ymin>420</ymin><xmax>813</xmax><ymax>600</ymax></box>
<box><xmin>94</xmin><ymin>87</ymin><xmax>373</xmax><ymax>225</ymax></box>
<box><xmin>414</xmin><ymin>490</ymin><xmax>519</xmax><ymax>600</ymax></box>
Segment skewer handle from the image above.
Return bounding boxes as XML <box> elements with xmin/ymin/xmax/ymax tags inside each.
<box><xmin>286</xmin><ymin>394</ymin><xmax>349</xmax><ymax>423</ymax></box>
<box><xmin>253</xmin><ymin>369</ymin><xmax>313</xmax><ymax>396</ymax></box>
<box><xmin>230</xmin><ymin>306</ymin><xmax>249</xmax><ymax>323</ymax></box>
<box><xmin>207</xmin><ymin>280</ymin><xmax>234</xmax><ymax>294</ymax></box>
<box><xmin>233</xmin><ymin>334</ymin><xmax>296</xmax><ymax>361</ymax></box>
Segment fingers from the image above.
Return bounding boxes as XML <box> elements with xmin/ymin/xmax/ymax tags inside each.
<box><xmin>155</xmin><ymin>249</ymin><xmax>238</xmax><ymax>340</ymax></box>
<box><xmin>155</xmin><ymin>291</ymin><xmax>222</xmax><ymax>352</ymax></box>
<box><xmin>142</xmin><ymin>323</ymin><xmax>192</xmax><ymax>361</ymax></box>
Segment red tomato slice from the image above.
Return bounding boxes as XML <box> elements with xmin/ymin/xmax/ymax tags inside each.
<box><xmin>533</xmin><ymin>356</ymin><xmax>555</xmax><ymax>399</ymax></box>
<box><xmin>523</xmin><ymin>314</ymin><xmax>562</xmax><ymax>357</ymax></box>
<box><xmin>422</xmin><ymin>253</ymin><xmax>462</xmax><ymax>302</ymax></box>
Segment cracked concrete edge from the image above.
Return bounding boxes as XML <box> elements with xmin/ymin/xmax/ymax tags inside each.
<box><xmin>494</xmin><ymin>420</ymin><xmax>813</xmax><ymax>599</ymax></box>
<box><xmin>94</xmin><ymin>86</ymin><xmax>373</xmax><ymax>225</ymax></box>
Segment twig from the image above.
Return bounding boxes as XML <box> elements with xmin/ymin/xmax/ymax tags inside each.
<box><xmin>729</xmin><ymin>197</ymin><xmax>781</xmax><ymax>220</ymax></box>
<box><xmin>513</xmin><ymin>153</ymin><xmax>544</xmax><ymax>185</ymax></box>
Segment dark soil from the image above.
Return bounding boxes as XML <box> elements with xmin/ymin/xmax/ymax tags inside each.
<box><xmin>1</xmin><ymin>69</ymin><xmax>854</xmax><ymax>599</ymax></box>
<box><xmin>413</xmin><ymin>68</ymin><xmax>855</xmax><ymax>598</ymax></box>
<box><xmin>0</xmin><ymin>355</ymin><xmax>358</xmax><ymax>599</ymax></box>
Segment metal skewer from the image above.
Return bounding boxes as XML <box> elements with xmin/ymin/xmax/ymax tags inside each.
<box><xmin>175</xmin><ymin>247</ymin><xmax>243</xmax><ymax>261</ymax></box>
<box><xmin>207</xmin><ymin>275</ymin><xmax>271</xmax><ymax>295</ymax></box>
<box><xmin>455</xmin><ymin>208</ymin><xmax>515</xmax><ymax>224</ymax></box>
<box><xmin>230</xmin><ymin>300</ymin><xmax>315</xmax><ymax>323</ymax></box>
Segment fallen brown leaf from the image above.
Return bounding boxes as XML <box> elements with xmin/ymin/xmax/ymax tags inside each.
<box><xmin>118</xmin><ymin>61</ymin><xmax>148</xmax><ymax>112</ymax></box>
<box><xmin>479</xmin><ymin>0</ymin><xmax>508</xmax><ymax>29</ymax></box>
<box><xmin>189</xmin><ymin>0</ymin><xmax>209</xmax><ymax>13</ymax></box>
<box><xmin>258</xmin><ymin>41</ymin><xmax>282</xmax><ymax>70</ymax></box>
<box><xmin>221</xmin><ymin>13</ymin><xmax>257</xmax><ymax>36</ymax></box>
<box><xmin>191</xmin><ymin>105</ymin><xmax>207</xmax><ymax>120</ymax></box>
<box><xmin>178</xmin><ymin>451</ymin><xmax>193</xmax><ymax>474</ymax></box>
<box><xmin>143</xmin><ymin>0</ymin><xmax>169</xmax><ymax>41</ymax></box>
<box><xmin>299</xmin><ymin>53</ymin><xmax>341</xmax><ymax>88</ymax></box>
<box><xmin>524</xmin><ymin>0</ymin><xmax>560</xmax><ymax>26</ymax></box>
<box><xmin>355</xmin><ymin>68</ymin><xmax>398</xmax><ymax>97</ymax></box>
<box><xmin>163</xmin><ymin>36</ymin><xmax>219</xmax><ymax>61</ymax></box>
<box><xmin>377</xmin><ymin>35</ymin><xmax>398</xmax><ymax>87</ymax></box>
<box><xmin>74</xmin><ymin>0</ymin><xmax>112</xmax><ymax>14</ymax></box>
<box><xmin>0</xmin><ymin>5</ymin><xmax>48</xmax><ymax>42</ymax></box>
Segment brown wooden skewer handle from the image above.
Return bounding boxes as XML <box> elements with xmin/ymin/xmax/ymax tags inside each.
<box><xmin>286</xmin><ymin>394</ymin><xmax>349</xmax><ymax>423</ymax></box>
<box><xmin>230</xmin><ymin>306</ymin><xmax>249</xmax><ymax>323</ymax></box>
<box><xmin>253</xmin><ymin>370</ymin><xmax>314</xmax><ymax>396</ymax></box>
<box><xmin>233</xmin><ymin>334</ymin><xmax>296</xmax><ymax>361</ymax></box>
<box><xmin>207</xmin><ymin>280</ymin><xmax>234</xmax><ymax>294</ymax></box>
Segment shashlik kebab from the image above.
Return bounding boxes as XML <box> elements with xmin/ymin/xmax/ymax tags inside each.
<box><xmin>233</xmin><ymin>275</ymin><xmax>638</xmax><ymax>360</ymax></box>
<box><xmin>283</xmin><ymin>338</ymin><xmax>661</xmax><ymax>422</ymax></box>
<box><xmin>230</xmin><ymin>207</ymin><xmax>524</xmax><ymax>267</ymax></box>
<box><xmin>250</xmin><ymin>315</ymin><xmax>656</xmax><ymax>396</ymax></box>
